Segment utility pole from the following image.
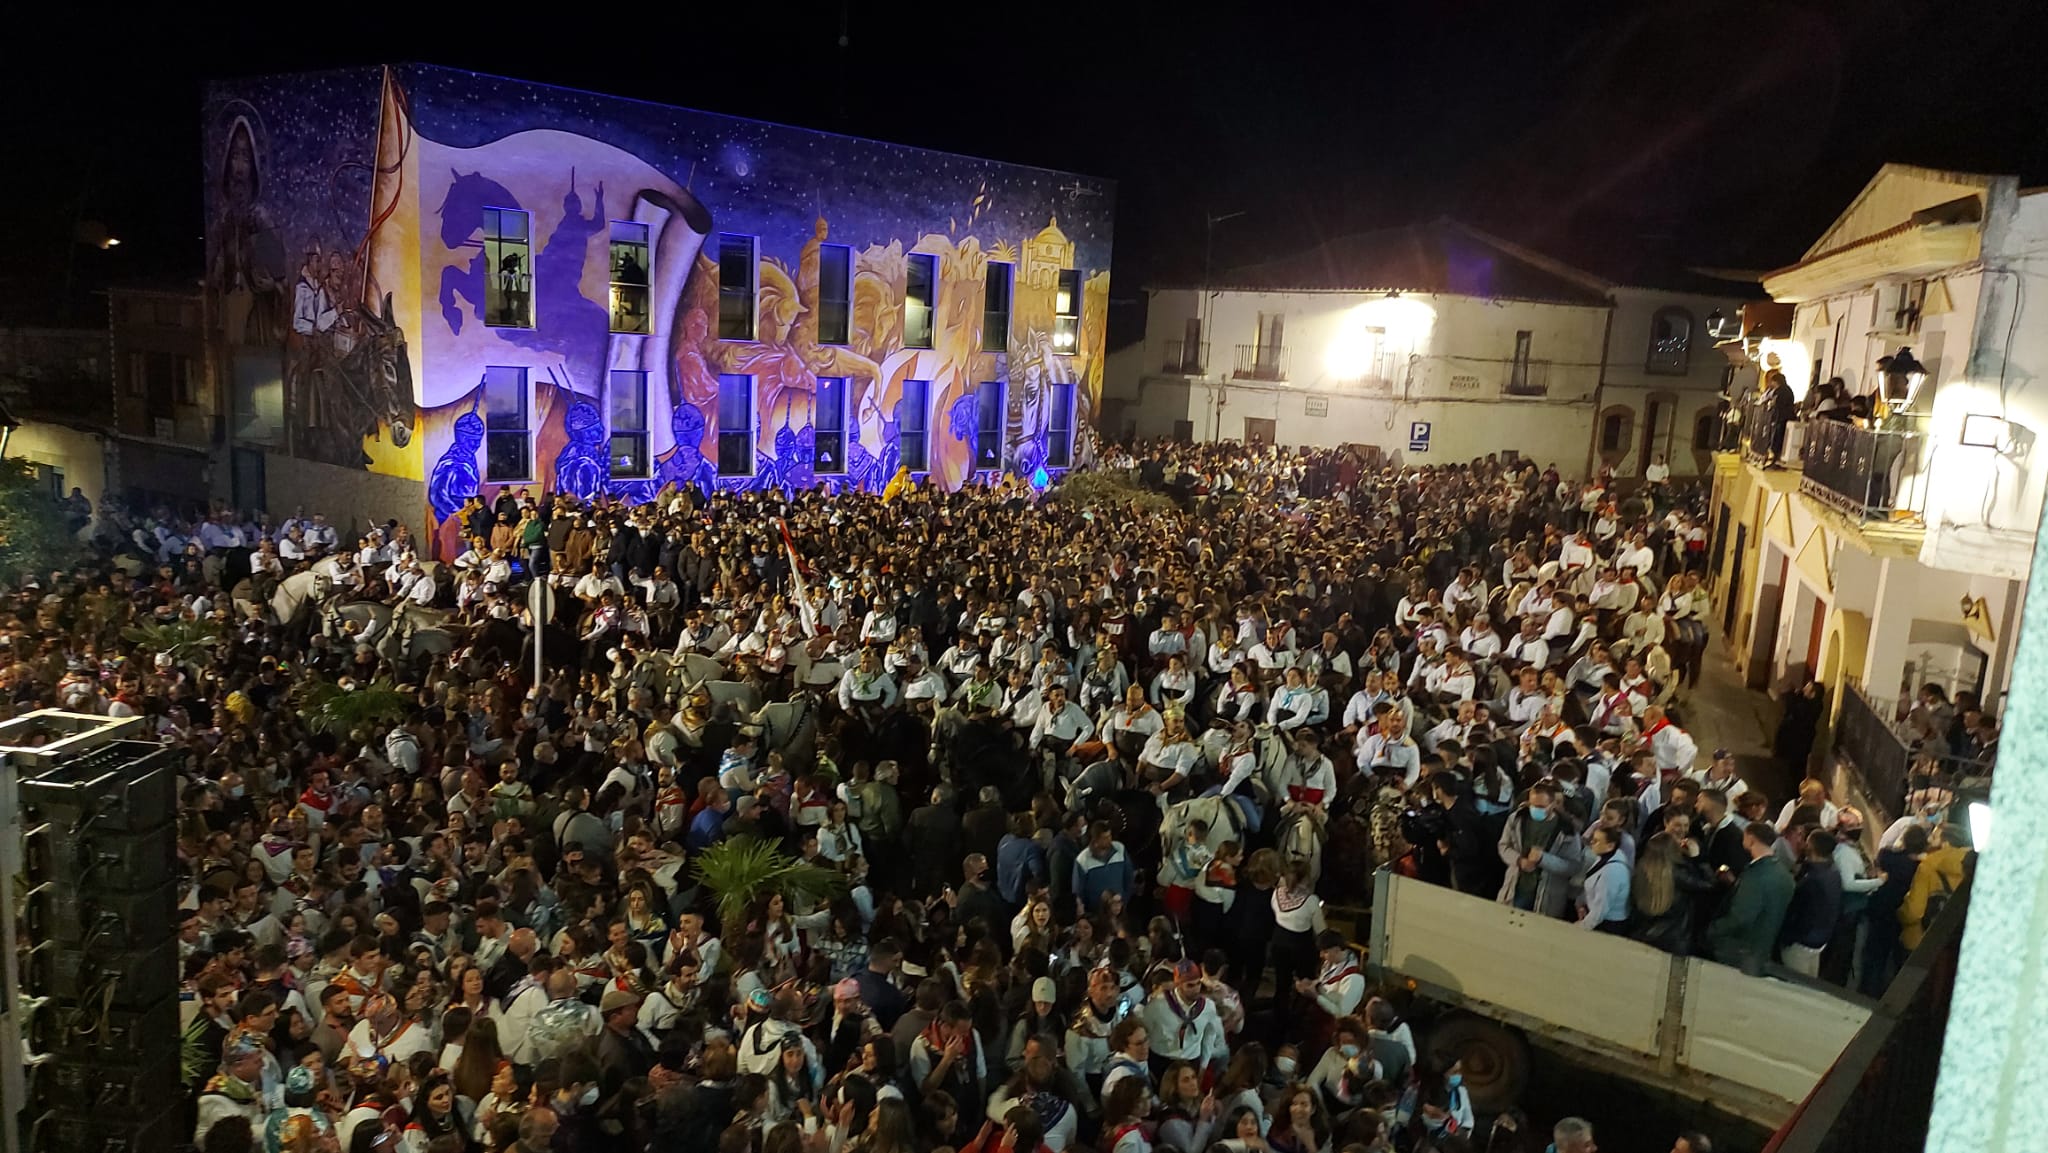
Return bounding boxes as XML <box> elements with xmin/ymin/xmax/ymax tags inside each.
<box><xmin>1203</xmin><ymin>211</ymin><xmax>1244</xmax><ymax>441</ymax></box>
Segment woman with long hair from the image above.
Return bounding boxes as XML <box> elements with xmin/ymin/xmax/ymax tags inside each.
<box><xmin>1153</xmin><ymin>1060</ymin><xmax>1217</xmax><ymax>1152</ymax></box>
<box><xmin>1630</xmin><ymin>831</ymin><xmax>1711</xmax><ymax>955</ymax></box>
<box><xmin>449</xmin><ymin>1016</ymin><xmax>505</xmax><ymax>1104</ymax></box>
<box><xmin>1265</xmin><ymin>1086</ymin><xmax>1332</xmax><ymax>1153</ymax></box>
<box><xmin>852</xmin><ymin>1097</ymin><xmax>918</xmax><ymax>1153</ymax></box>
<box><xmin>1214</xmin><ymin>1043</ymin><xmax>1271</xmax><ymax>1135</ymax></box>
<box><xmin>406</xmin><ymin>1072</ymin><xmax>478</xmax><ymax>1151</ymax></box>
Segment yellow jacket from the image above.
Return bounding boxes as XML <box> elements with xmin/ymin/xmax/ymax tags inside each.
<box><xmin>1898</xmin><ymin>844</ymin><xmax>1968</xmax><ymax>950</ymax></box>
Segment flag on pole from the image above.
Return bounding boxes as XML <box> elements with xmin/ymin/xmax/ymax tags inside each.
<box><xmin>778</xmin><ymin>518</ymin><xmax>822</xmax><ymax>638</ymax></box>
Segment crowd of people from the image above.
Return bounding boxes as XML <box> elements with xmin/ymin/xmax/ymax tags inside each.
<box><xmin>16</xmin><ymin>439</ymin><xmax>1963</xmax><ymax>1153</ymax></box>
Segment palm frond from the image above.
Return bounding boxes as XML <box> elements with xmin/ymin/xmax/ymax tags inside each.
<box><xmin>119</xmin><ymin>618</ymin><xmax>225</xmax><ymax>664</ymax></box>
<box><xmin>299</xmin><ymin>676</ymin><xmax>413</xmax><ymax>736</ymax></box>
<box><xmin>690</xmin><ymin>835</ymin><xmax>847</xmax><ymax>932</ymax></box>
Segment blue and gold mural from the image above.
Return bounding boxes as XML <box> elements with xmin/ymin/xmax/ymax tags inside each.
<box><xmin>204</xmin><ymin>65</ymin><xmax>1113</xmax><ymax>554</ymax></box>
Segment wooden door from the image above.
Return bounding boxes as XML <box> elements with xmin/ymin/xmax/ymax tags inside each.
<box><xmin>1244</xmin><ymin>417</ymin><xmax>1276</xmax><ymax>446</ymax></box>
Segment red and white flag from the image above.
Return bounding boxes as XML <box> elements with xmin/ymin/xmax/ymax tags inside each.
<box><xmin>778</xmin><ymin>519</ymin><xmax>823</xmax><ymax>638</ymax></box>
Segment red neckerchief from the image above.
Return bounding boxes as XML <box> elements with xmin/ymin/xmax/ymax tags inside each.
<box><xmin>1642</xmin><ymin>717</ymin><xmax>1671</xmax><ymax>741</ymax></box>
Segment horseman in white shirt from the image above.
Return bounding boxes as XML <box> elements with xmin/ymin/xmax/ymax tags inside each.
<box><xmin>1460</xmin><ymin>613</ymin><xmax>1502</xmax><ymax>662</ymax></box>
<box><xmin>1138</xmin><ymin>709</ymin><xmax>1202</xmax><ymax>801</ymax></box>
<box><xmin>1356</xmin><ymin>710</ymin><xmax>1422</xmax><ymax>788</ymax></box>
<box><xmin>1267</xmin><ymin>666</ymin><xmax>1318</xmax><ymax>731</ymax></box>
<box><xmin>1030</xmin><ymin>684</ymin><xmax>1095</xmax><ymax>782</ymax></box>
<box><xmin>837</xmin><ymin>648</ymin><xmax>899</xmax><ymax>724</ymax></box>
<box><xmin>1206</xmin><ymin>625</ymin><xmax>1245</xmax><ymax>678</ymax></box>
<box><xmin>1638</xmin><ymin>704</ymin><xmax>1698</xmax><ymax>778</ymax></box>
<box><xmin>1103</xmin><ymin>684</ymin><xmax>1164</xmax><ymax>761</ymax></box>
<box><xmin>1502</xmin><ymin>617</ymin><xmax>1550</xmax><ymax>671</ymax></box>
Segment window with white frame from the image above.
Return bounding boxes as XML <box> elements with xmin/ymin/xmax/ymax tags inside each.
<box><xmin>482</xmin><ymin>366</ymin><xmax>530</xmax><ymax>481</ymax></box>
<box><xmin>818</xmin><ymin>245</ymin><xmax>852</xmax><ymax>346</ymax></box>
<box><xmin>813</xmin><ymin>377</ymin><xmax>848</xmax><ymax>475</ymax></box>
<box><xmin>483</xmin><ymin>208</ymin><xmax>532</xmax><ymax>328</ymax></box>
<box><xmin>1054</xmin><ymin>269</ymin><xmax>1082</xmax><ymax>353</ymax></box>
<box><xmin>974</xmin><ymin>380</ymin><xmax>1005</xmax><ymax>470</ymax></box>
<box><xmin>982</xmin><ymin>262</ymin><xmax>1012</xmax><ymax>352</ymax></box>
<box><xmin>609</xmin><ymin>221</ymin><xmax>651</xmax><ymax>334</ymax></box>
<box><xmin>716</xmin><ymin>374</ymin><xmax>755</xmax><ymax>476</ymax></box>
<box><xmin>898</xmin><ymin>379</ymin><xmax>931</xmax><ymax>471</ymax></box>
<box><xmin>718</xmin><ymin>235</ymin><xmax>757</xmax><ymax>340</ymax></box>
<box><xmin>1046</xmin><ymin>382</ymin><xmax>1075</xmax><ymax>468</ymax></box>
<box><xmin>609</xmin><ymin>369</ymin><xmax>650</xmax><ymax>478</ymax></box>
<box><xmin>905</xmin><ymin>253</ymin><xmax>937</xmax><ymax>350</ymax></box>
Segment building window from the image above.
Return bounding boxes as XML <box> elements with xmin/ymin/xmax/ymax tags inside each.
<box><xmin>1599</xmin><ymin>408</ymin><xmax>1631</xmax><ymax>453</ymax></box>
<box><xmin>125</xmin><ymin>351</ymin><xmax>145</xmax><ymax>397</ymax></box>
<box><xmin>608</xmin><ymin>369</ymin><xmax>650</xmax><ymax>478</ymax></box>
<box><xmin>718</xmin><ymin>235</ymin><xmax>757</xmax><ymax>340</ymax></box>
<box><xmin>974</xmin><ymin>381</ymin><xmax>1005</xmax><ymax>470</ymax></box>
<box><xmin>905</xmin><ymin>253</ymin><xmax>937</xmax><ymax>350</ymax></box>
<box><xmin>897</xmin><ymin>379</ymin><xmax>931</xmax><ymax>472</ymax></box>
<box><xmin>982</xmin><ymin>262</ymin><xmax>1013</xmax><ymax>352</ymax></box>
<box><xmin>818</xmin><ymin>245</ymin><xmax>852</xmax><ymax>346</ymax></box>
<box><xmin>1646</xmin><ymin>307</ymin><xmax>1692</xmax><ymax>375</ymax></box>
<box><xmin>609</xmin><ymin>221</ymin><xmax>651</xmax><ymax>334</ymax></box>
<box><xmin>1046</xmin><ymin>383</ymin><xmax>1075</xmax><ymax>468</ymax></box>
<box><xmin>1692</xmin><ymin>409</ymin><xmax>1718</xmax><ymax>452</ymax></box>
<box><xmin>716</xmin><ymin>374</ymin><xmax>755</xmax><ymax>476</ymax></box>
<box><xmin>482</xmin><ymin>366</ymin><xmax>531</xmax><ymax>481</ymax></box>
<box><xmin>1506</xmin><ymin>330</ymin><xmax>1540</xmax><ymax>395</ymax></box>
<box><xmin>483</xmin><ymin>208</ymin><xmax>533</xmax><ymax>328</ymax></box>
<box><xmin>175</xmin><ymin>356</ymin><xmax>197</xmax><ymax>406</ymax></box>
<box><xmin>814</xmin><ymin>377</ymin><xmax>848</xmax><ymax>475</ymax></box>
<box><xmin>1888</xmin><ymin>279</ymin><xmax>1926</xmax><ymax>334</ymax></box>
<box><xmin>1054</xmin><ymin>269</ymin><xmax>1082</xmax><ymax>353</ymax></box>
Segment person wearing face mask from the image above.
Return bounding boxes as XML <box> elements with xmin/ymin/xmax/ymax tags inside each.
<box><xmin>1495</xmin><ymin>781</ymin><xmax>1583</xmax><ymax>919</ymax></box>
<box><xmin>1397</xmin><ymin>1057</ymin><xmax>1473</xmax><ymax>1146</ymax></box>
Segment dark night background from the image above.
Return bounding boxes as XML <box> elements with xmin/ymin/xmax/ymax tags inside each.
<box><xmin>5</xmin><ymin>1</ymin><xmax>2046</xmax><ymax>340</ymax></box>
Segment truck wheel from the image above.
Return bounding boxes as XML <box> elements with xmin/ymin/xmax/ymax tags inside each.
<box><xmin>1425</xmin><ymin>1012</ymin><xmax>1528</xmax><ymax>1114</ymax></box>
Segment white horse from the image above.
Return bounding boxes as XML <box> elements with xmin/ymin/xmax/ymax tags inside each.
<box><xmin>752</xmin><ymin>692</ymin><xmax>824</xmax><ymax>769</ymax></box>
<box><xmin>1275</xmin><ymin>804</ymin><xmax>1328</xmax><ymax>888</ymax></box>
<box><xmin>1160</xmin><ymin>792</ymin><xmax>1255</xmax><ymax>864</ymax></box>
<box><xmin>271</xmin><ymin>570</ymin><xmax>335</xmax><ymax>630</ymax></box>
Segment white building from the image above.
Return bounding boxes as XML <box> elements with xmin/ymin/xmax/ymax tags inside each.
<box><xmin>1107</xmin><ymin>219</ymin><xmax>1752</xmax><ymax>477</ymax></box>
<box><xmin>1708</xmin><ymin>164</ymin><xmax>2048</xmax><ymax>814</ymax></box>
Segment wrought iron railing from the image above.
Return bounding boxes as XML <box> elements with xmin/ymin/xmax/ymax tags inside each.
<box><xmin>1502</xmin><ymin>358</ymin><xmax>1552</xmax><ymax>396</ymax></box>
<box><xmin>1836</xmin><ymin>680</ymin><xmax>1914</xmax><ymax>822</ymax></box>
<box><xmin>1764</xmin><ymin>871</ymin><xmax>1969</xmax><ymax>1153</ymax></box>
<box><xmin>1163</xmin><ymin>340</ymin><xmax>1209</xmax><ymax>375</ymax></box>
<box><xmin>1799</xmin><ymin>418</ymin><xmax>1928</xmax><ymax>522</ymax></box>
<box><xmin>1232</xmin><ymin>343</ymin><xmax>1288</xmax><ymax>381</ymax></box>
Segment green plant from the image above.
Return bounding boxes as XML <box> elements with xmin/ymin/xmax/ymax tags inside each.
<box><xmin>299</xmin><ymin>677</ymin><xmax>413</xmax><ymax>736</ymax></box>
<box><xmin>0</xmin><ymin>458</ymin><xmax>80</xmax><ymax>583</ymax></box>
<box><xmin>1048</xmin><ymin>469</ymin><xmax>1176</xmax><ymax>514</ymax></box>
<box><xmin>690</xmin><ymin>834</ymin><xmax>846</xmax><ymax>933</ymax></box>
<box><xmin>119</xmin><ymin>618</ymin><xmax>226</xmax><ymax>666</ymax></box>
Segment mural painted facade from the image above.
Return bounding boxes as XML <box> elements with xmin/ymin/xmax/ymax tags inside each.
<box><xmin>203</xmin><ymin>65</ymin><xmax>1113</xmax><ymax>552</ymax></box>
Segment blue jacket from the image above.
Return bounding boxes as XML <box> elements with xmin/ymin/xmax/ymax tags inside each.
<box><xmin>687</xmin><ymin>806</ymin><xmax>727</xmax><ymax>852</ymax></box>
<box><xmin>997</xmin><ymin>833</ymin><xmax>1048</xmax><ymax>904</ymax></box>
<box><xmin>1072</xmin><ymin>842</ymin><xmax>1134</xmax><ymax>912</ymax></box>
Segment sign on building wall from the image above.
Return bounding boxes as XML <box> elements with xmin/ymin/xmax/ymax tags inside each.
<box><xmin>1304</xmin><ymin>396</ymin><xmax>1329</xmax><ymax>417</ymax></box>
<box><xmin>1409</xmin><ymin>421</ymin><xmax>1432</xmax><ymax>452</ymax></box>
<box><xmin>1450</xmin><ymin>374</ymin><xmax>1482</xmax><ymax>392</ymax></box>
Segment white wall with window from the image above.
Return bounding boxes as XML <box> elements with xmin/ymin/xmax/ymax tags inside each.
<box><xmin>1600</xmin><ymin>286</ymin><xmax>1759</xmax><ymax>478</ymax></box>
<box><xmin>482</xmin><ymin>365</ymin><xmax>531</xmax><ymax>481</ymax></box>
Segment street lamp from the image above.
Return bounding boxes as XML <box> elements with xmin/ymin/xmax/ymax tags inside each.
<box><xmin>1880</xmin><ymin>347</ymin><xmax>1928</xmax><ymax>405</ymax></box>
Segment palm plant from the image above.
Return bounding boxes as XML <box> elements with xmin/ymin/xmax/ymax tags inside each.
<box><xmin>690</xmin><ymin>834</ymin><xmax>846</xmax><ymax>933</ymax></box>
<box><xmin>299</xmin><ymin>677</ymin><xmax>413</xmax><ymax>736</ymax></box>
<box><xmin>120</xmin><ymin>618</ymin><xmax>225</xmax><ymax>666</ymax></box>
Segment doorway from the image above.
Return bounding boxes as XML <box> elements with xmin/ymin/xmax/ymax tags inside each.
<box><xmin>1244</xmin><ymin>417</ymin><xmax>1276</xmax><ymax>446</ymax></box>
<box><xmin>1724</xmin><ymin>524</ymin><xmax>1747</xmax><ymax>634</ymax></box>
<box><xmin>1642</xmin><ymin>397</ymin><xmax>1667</xmax><ymax>473</ymax></box>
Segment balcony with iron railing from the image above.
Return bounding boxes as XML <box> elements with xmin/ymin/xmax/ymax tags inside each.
<box><xmin>1833</xmin><ymin>677</ymin><xmax>1994</xmax><ymax>823</ymax></box>
<box><xmin>1232</xmin><ymin>343</ymin><xmax>1289</xmax><ymax>382</ymax></box>
<box><xmin>1798</xmin><ymin>417</ymin><xmax>1929</xmax><ymax>523</ymax></box>
<box><xmin>1502</xmin><ymin>359</ymin><xmax>1552</xmax><ymax>396</ymax></box>
<box><xmin>1162</xmin><ymin>340</ymin><xmax>1209</xmax><ymax>375</ymax></box>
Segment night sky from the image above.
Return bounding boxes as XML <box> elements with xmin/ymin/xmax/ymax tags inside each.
<box><xmin>7</xmin><ymin>2</ymin><xmax>2047</xmax><ymax>337</ymax></box>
